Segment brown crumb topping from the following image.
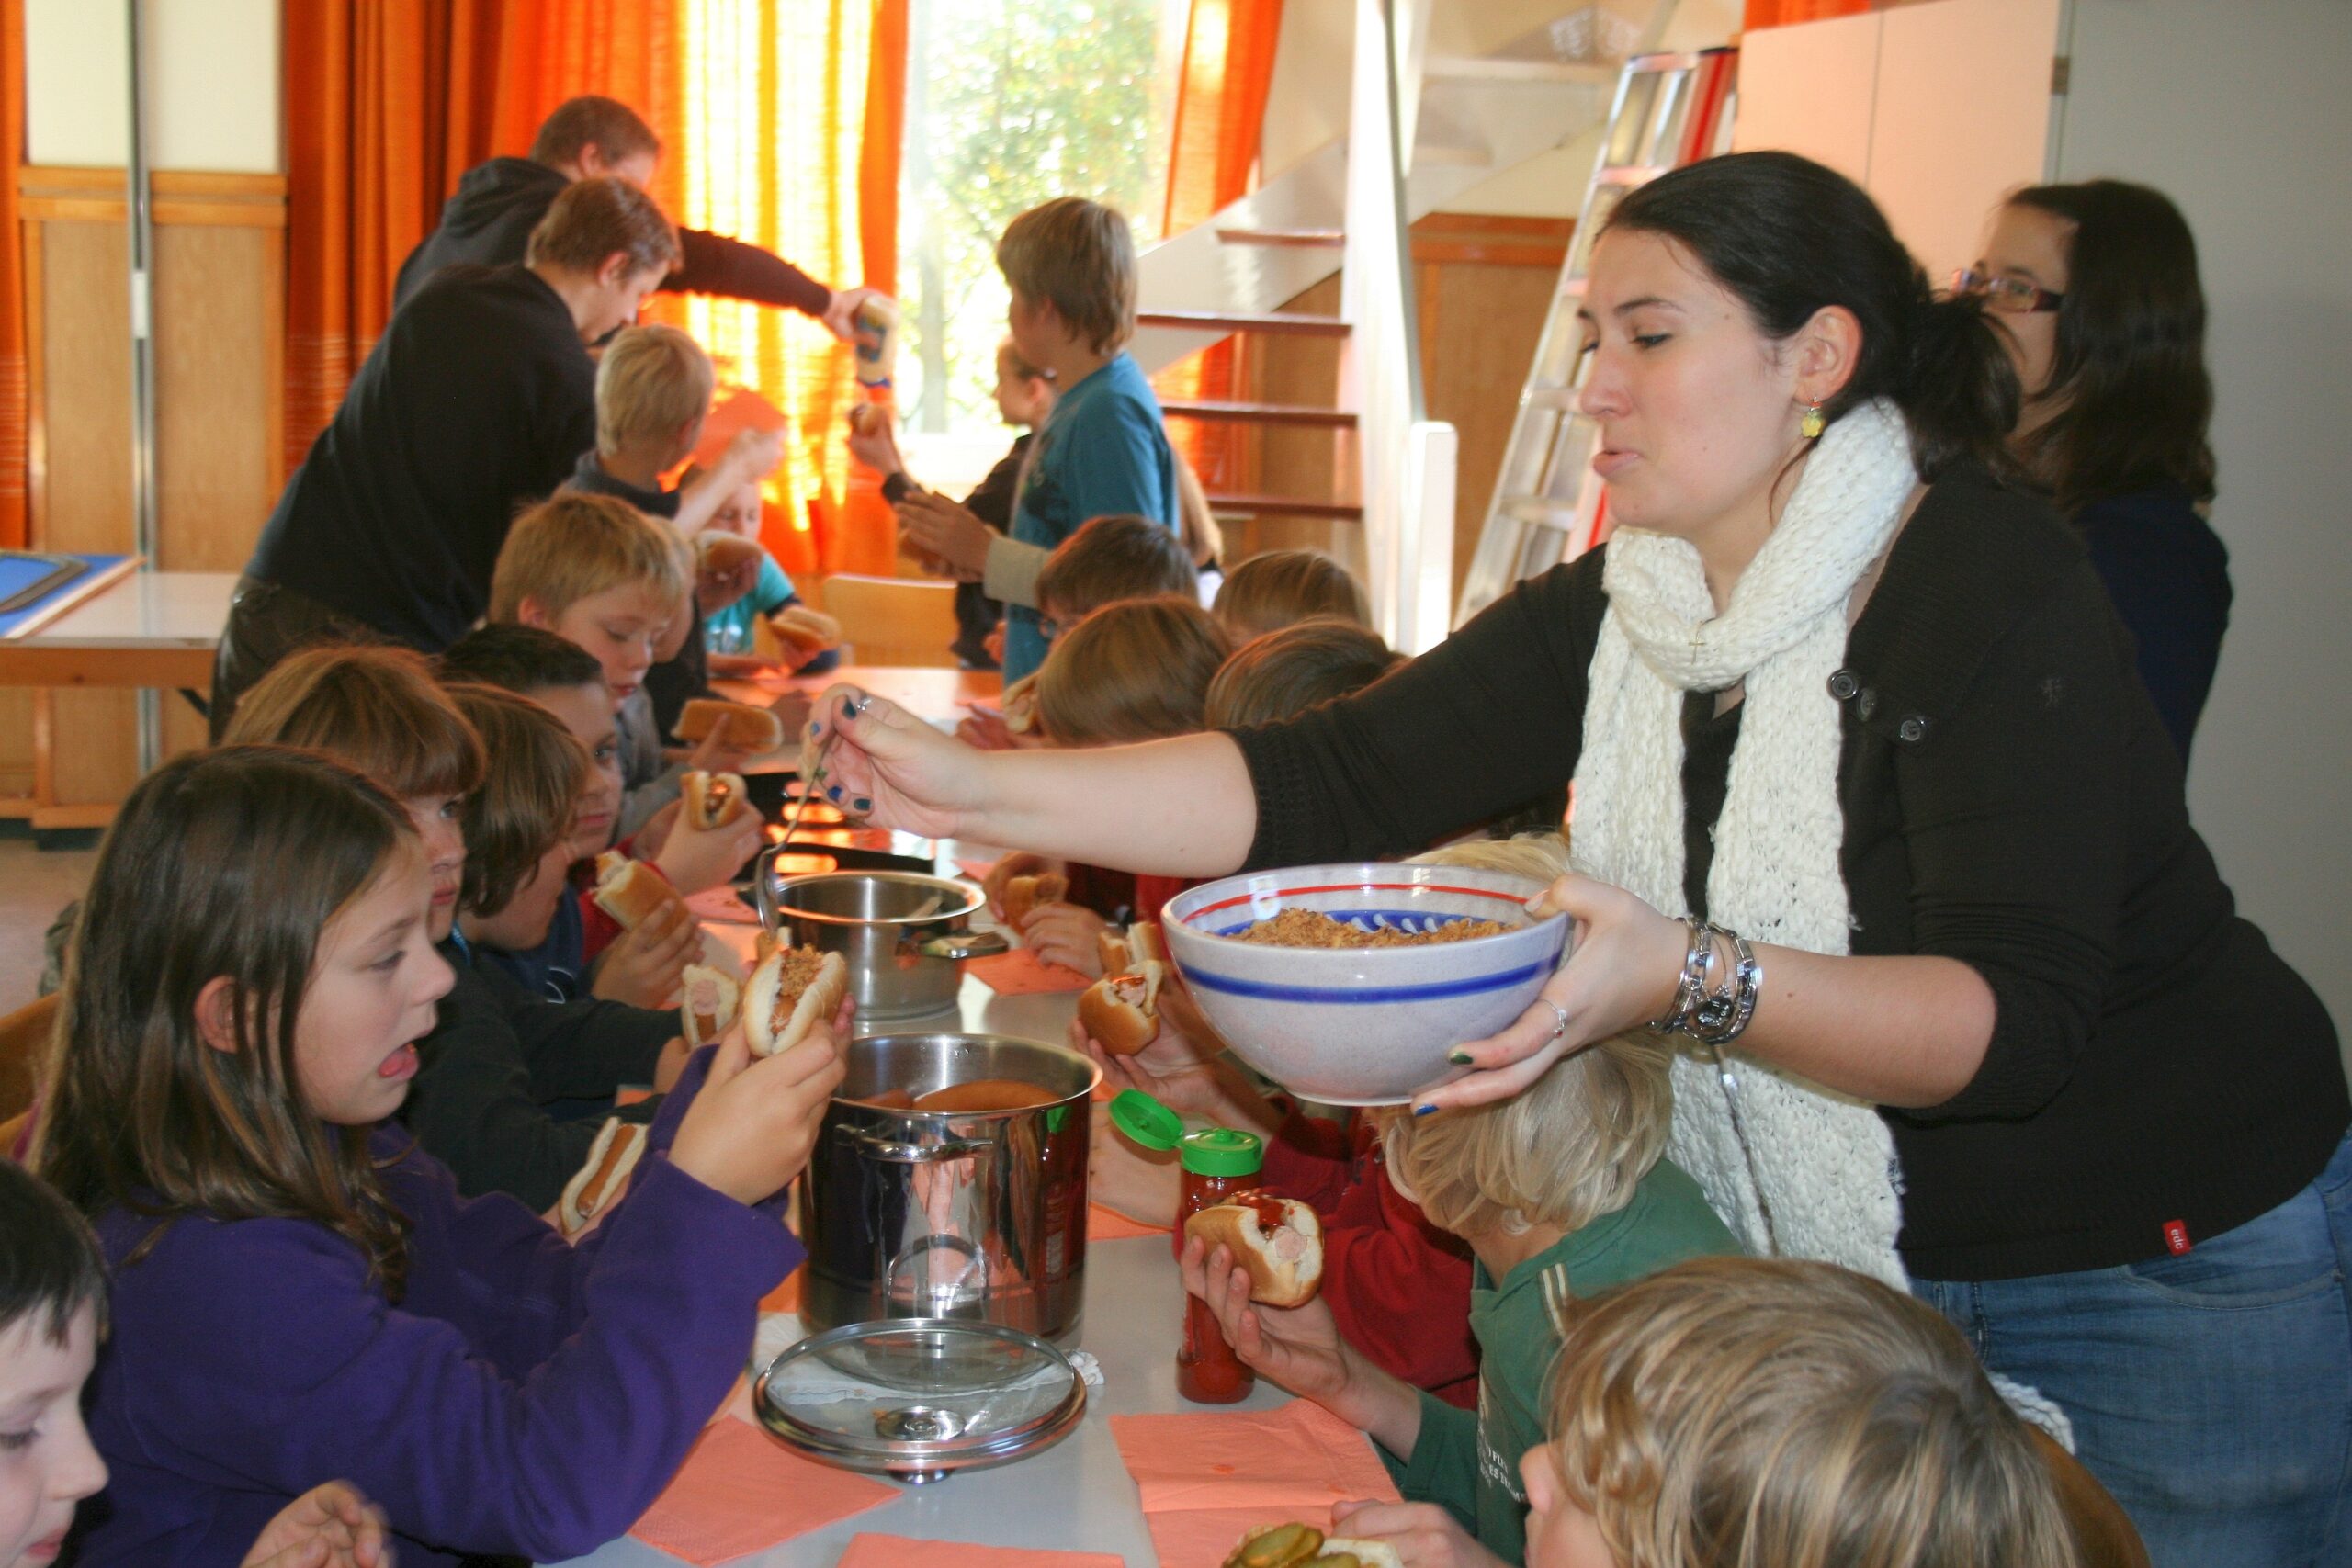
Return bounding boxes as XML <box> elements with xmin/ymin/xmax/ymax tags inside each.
<box><xmin>1235</xmin><ymin>907</ymin><xmax>1513</xmax><ymax>948</ymax></box>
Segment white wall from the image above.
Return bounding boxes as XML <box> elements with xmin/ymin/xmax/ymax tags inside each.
<box><xmin>24</xmin><ymin>0</ymin><xmax>280</xmax><ymax>173</ymax></box>
<box><xmin>2056</xmin><ymin>0</ymin><xmax>2352</xmax><ymax>1049</ymax></box>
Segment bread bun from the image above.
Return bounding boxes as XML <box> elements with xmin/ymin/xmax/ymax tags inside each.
<box><xmin>1001</xmin><ymin>674</ymin><xmax>1040</xmax><ymax>736</ymax></box>
<box><xmin>1183</xmin><ymin>1192</ymin><xmax>1323</xmax><ymax>1308</ymax></box>
<box><xmin>593</xmin><ymin>852</ymin><xmax>681</xmax><ymax>931</ymax></box>
<box><xmin>743</xmin><ymin>946</ymin><xmax>849</xmax><ymax>1057</ymax></box>
<box><xmin>998</xmin><ymin>872</ymin><xmax>1069</xmax><ymax>929</ymax></box>
<box><xmin>680</xmin><ymin>964</ymin><xmax>741</xmax><ymax>1047</ymax></box>
<box><xmin>682</xmin><ymin>769</ymin><xmax>750</xmax><ymax>830</ymax></box>
<box><xmin>558</xmin><ymin>1119</ymin><xmax>647</xmax><ymax>1237</ymax></box>
<box><xmin>1078</xmin><ymin>960</ymin><xmax>1164</xmax><ymax>1056</ymax></box>
<box><xmin>1312</xmin><ymin>1542</ymin><xmax>1404</xmax><ymax>1568</ymax></box>
<box><xmin>697</xmin><ymin>531</ymin><xmax>765</xmax><ymax>576</ymax></box>
<box><xmin>1226</xmin><ymin>1523</ymin><xmax>1322</xmax><ymax>1568</ymax></box>
<box><xmin>676</xmin><ymin>697</ymin><xmax>786</xmax><ymax>754</ymax></box>
<box><xmin>773</xmin><ymin>604</ymin><xmax>840</xmax><ymax>657</ymax></box>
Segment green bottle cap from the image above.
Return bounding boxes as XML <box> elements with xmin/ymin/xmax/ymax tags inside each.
<box><xmin>1109</xmin><ymin>1089</ymin><xmax>1182</xmax><ymax>1151</ymax></box>
<box><xmin>1179</xmin><ymin>1125</ymin><xmax>1264</xmax><ymax>1178</ymax></box>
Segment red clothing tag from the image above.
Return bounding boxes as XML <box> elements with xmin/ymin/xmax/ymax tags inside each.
<box><xmin>2163</xmin><ymin>1219</ymin><xmax>2192</xmax><ymax>1255</ymax></box>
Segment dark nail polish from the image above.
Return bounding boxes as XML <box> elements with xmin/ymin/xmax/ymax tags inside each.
<box><xmin>1447</xmin><ymin>1049</ymin><xmax>1473</xmax><ymax>1066</ymax></box>
<box><xmin>1413</xmin><ymin>1102</ymin><xmax>1437</xmax><ymax>1117</ymax></box>
<box><xmin>854</xmin><ymin>797</ymin><xmax>872</xmax><ymax>813</ymax></box>
<box><xmin>827</xmin><ymin>784</ymin><xmax>843</xmax><ymax>800</ymax></box>
<box><xmin>808</xmin><ymin>720</ymin><xmax>822</xmax><ymax>736</ymax></box>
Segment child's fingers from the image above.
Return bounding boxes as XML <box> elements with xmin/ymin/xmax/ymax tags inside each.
<box><xmin>703</xmin><ymin>1019</ymin><xmax>754</xmax><ymax>1089</ymax></box>
<box><xmin>749</xmin><ymin>1032</ymin><xmax>840</xmax><ymax>1093</ymax></box>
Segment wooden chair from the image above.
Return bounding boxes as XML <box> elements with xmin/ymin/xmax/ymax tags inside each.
<box><xmin>0</xmin><ymin>994</ymin><xmax>59</xmax><ymax>1155</ymax></box>
<box><xmin>820</xmin><ymin>573</ymin><xmax>959</xmax><ymax>668</ymax></box>
<box><xmin>2030</xmin><ymin>1427</ymin><xmax>2151</xmax><ymax>1568</ymax></box>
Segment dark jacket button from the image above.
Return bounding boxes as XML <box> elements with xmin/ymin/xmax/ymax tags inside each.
<box><xmin>1858</xmin><ymin>688</ymin><xmax>1879</xmax><ymax>720</ymax></box>
<box><xmin>1899</xmin><ymin>716</ymin><xmax>1928</xmax><ymax>742</ymax></box>
<box><xmin>1827</xmin><ymin>670</ymin><xmax>1859</xmax><ymax>701</ymax></box>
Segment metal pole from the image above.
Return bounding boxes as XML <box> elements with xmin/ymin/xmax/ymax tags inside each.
<box><xmin>127</xmin><ymin>0</ymin><xmax>160</xmax><ymax>768</ymax></box>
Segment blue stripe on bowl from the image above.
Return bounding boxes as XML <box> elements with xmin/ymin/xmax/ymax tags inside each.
<box><xmin>1180</xmin><ymin>958</ymin><xmax>1558</xmax><ymax>1005</ymax></box>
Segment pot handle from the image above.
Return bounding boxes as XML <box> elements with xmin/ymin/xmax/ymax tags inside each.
<box><xmin>850</xmin><ymin>1130</ymin><xmax>996</xmax><ymax>1164</ymax></box>
<box><xmin>910</xmin><ymin>931</ymin><xmax>1010</xmax><ymax>962</ymax></box>
<box><xmin>752</xmin><ymin>844</ymin><xmax>784</xmax><ymax>933</ymax></box>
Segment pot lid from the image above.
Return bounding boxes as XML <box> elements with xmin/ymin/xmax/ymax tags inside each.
<box><xmin>752</xmin><ymin>1318</ymin><xmax>1086</xmax><ymax>1483</ymax></box>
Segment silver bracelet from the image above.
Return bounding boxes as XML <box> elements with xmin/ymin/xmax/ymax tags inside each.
<box><xmin>1651</xmin><ymin>919</ymin><xmax>1762</xmax><ymax>1046</ymax></box>
<box><xmin>1649</xmin><ymin>917</ymin><xmax>1717</xmax><ymax>1036</ymax></box>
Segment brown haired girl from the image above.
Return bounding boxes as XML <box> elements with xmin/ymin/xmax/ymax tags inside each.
<box><xmin>33</xmin><ymin>746</ymin><xmax>843</xmax><ymax>1566</ymax></box>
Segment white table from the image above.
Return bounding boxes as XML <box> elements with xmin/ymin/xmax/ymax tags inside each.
<box><xmin>554</xmin><ymin>964</ymin><xmax>1299</xmax><ymax>1568</ymax></box>
<box><xmin>0</xmin><ymin>569</ymin><xmax>233</xmax><ymax>694</ymax></box>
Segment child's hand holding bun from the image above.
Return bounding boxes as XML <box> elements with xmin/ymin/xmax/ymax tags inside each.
<box><xmin>669</xmin><ymin>1002</ymin><xmax>851</xmax><ymax>1205</ymax></box>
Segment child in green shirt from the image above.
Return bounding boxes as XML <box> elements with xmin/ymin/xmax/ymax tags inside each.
<box><xmin>1182</xmin><ymin>836</ymin><xmax>1739</xmax><ymax>1568</ymax></box>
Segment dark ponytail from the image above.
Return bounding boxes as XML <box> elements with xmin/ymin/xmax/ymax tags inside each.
<box><xmin>1602</xmin><ymin>151</ymin><xmax>2019</xmax><ymax>480</ymax></box>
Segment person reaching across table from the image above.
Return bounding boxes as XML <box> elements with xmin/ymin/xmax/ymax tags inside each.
<box><xmin>797</xmin><ymin>152</ymin><xmax>2350</xmax><ymax>1566</ymax></box>
<box><xmin>396</xmin><ymin>95</ymin><xmax>887</xmax><ymax>342</ymax></box>
<box><xmin>217</xmin><ymin>176</ymin><xmax>678</xmax><ymax>731</ymax></box>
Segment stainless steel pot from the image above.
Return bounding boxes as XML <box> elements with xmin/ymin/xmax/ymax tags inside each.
<box><xmin>753</xmin><ymin>860</ymin><xmax>1006</xmax><ymax>1021</ymax></box>
<box><xmin>802</xmin><ymin>1032</ymin><xmax>1099</xmax><ymax>1342</ymax></box>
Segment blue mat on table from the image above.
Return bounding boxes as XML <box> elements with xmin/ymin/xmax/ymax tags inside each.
<box><xmin>0</xmin><ymin>553</ymin><xmax>133</xmax><ymax>638</ymax></box>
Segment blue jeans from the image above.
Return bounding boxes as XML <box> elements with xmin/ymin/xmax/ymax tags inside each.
<box><xmin>1913</xmin><ymin>1130</ymin><xmax>2352</xmax><ymax>1568</ymax></box>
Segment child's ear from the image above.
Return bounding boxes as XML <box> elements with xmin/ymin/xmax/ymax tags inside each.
<box><xmin>193</xmin><ymin>976</ymin><xmax>243</xmax><ymax>1055</ymax></box>
<box><xmin>515</xmin><ymin>596</ymin><xmax>551</xmax><ymax>630</ymax></box>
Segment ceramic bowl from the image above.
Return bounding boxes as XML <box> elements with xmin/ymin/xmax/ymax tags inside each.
<box><xmin>1158</xmin><ymin>863</ymin><xmax>1571</xmax><ymax>1105</ymax></box>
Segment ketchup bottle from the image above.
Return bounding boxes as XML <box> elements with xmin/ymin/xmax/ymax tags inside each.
<box><xmin>1108</xmin><ymin>1091</ymin><xmax>1264</xmax><ymax>1404</ymax></box>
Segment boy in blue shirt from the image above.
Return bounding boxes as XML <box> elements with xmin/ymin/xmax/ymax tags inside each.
<box><xmin>895</xmin><ymin>197</ymin><xmax>1178</xmax><ymax>682</ymax></box>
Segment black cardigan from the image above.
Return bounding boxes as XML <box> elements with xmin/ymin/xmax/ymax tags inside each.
<box><xmin>1232</xmin><ymin>467</ymin><xmax>2345</xmax><ymax>1281</ymax></box>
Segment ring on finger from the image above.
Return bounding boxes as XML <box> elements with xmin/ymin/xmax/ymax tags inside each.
<box><xmin>1540</xmin><ymin>999</ymin><xmax>1569</xmax><ymax>1041</ymax></box>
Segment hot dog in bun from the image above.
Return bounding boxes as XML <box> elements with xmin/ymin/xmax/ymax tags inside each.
<box><xmin>697</xmin><ymin>531</ymin><xmax>765</xmax><ymax>578</ymax></box>
<box><xmin>682</xmin><ymin>769</ymin><xmax>749</xmax><ymax>830</ymax></box>
<box><xmin>1079</xmin><ymin>960</ymin><xmax>1164</xmax><ymax>1056</ymax></box>
<box><xmin>592</xmin><ymin>852</ymin><xmax>682</xmax><ymax>931</ymax></box>
<box><xmin>744</xmin><ymin>945</ymin><xmax>850</xmax><ymax>1057</ymax></box>
<box><xmin>1223</xmin><ymin>1524</ymin><xmax>1402</xmax><ymax>1568</ymax></box>
<box><xmin>998</xmin><ymin>872</ymin><xmax>1068</xmax><ymax>929</ymax></box>
<box><xmin>1001</xmin><ymin>673</ymin><xmax>1040</xmax><ymax>737</ymax></box>
<box><xmin>1184</xmin><ymin>1191</ymin><xmax>1323</xmax><ymax>1308</ymax></box>
<box><xmin>681</xmin><ymin>964</ymin><xmax>741</xmax><ymax>1047</ymax></box>
<box><xmin>676</xmin><ymin>697</ymin><xmax>787</xmax><ymax>754</ymax></box>
<box><xmin>1096</xmin><ymin>919</ymin><xmax>1167</xmax><ymax>977</ymax></box>
<box><xmin>773</xmin><ymin>604</ymin><xmax>840</xmax><ymax>660</ymax></box>
<box><xmin>558</xmin><ymin>1119</ymin><xmax>647</xmax><ymax>1237</ymax></box>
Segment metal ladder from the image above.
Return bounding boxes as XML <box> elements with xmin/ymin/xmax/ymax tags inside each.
<box><xmin>1453</xmin><ymin>47</ymin><xmax>1738</xmax><ymax>626</ymax></box>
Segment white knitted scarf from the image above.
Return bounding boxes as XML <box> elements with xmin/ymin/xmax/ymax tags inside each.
<box><xmin>1570</xmin><ymin>399</ymin><xmax>1917</xmax><ymax>1287</ymax></box>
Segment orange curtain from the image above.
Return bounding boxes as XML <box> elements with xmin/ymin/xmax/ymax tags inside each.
<box><xmin>1741</xmin><ymin>0</ymin><xmax>1871</xmax><ymax>28</ymax></box>
<box><xmin>669</xmin><ymin>0</ymin><xmax>901</xmax><ymax>581</ymax></box>
<box><xmin>0</xmin><ymin>0</ymin><xmax>27</xmax><ymax>549</ymax></box>
<box><xmin>1153</xmin><ymin>0</ymin><xmax>1285</xmax><ymax>495</ymax></box>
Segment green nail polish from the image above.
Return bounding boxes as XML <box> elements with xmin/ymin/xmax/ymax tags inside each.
<box><xmin>1447</xmin><ymin>1049</ymin><xmax>1473</xmax><ymax>1066</ymax></box>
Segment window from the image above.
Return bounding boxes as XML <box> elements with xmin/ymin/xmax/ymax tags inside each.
<box><xmin>896</xmin><ymin>0</ymin><xmax>1187</xmax><ymax>434</ymax></box>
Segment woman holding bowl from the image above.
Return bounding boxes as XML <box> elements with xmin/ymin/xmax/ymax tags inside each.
<box><xmin>808</xmin><ymin>152</ymin><xmax>2346</xmax><ymax>1566</ymax></box>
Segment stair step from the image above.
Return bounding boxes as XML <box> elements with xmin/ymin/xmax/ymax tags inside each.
<box><xmin>1423</xmin><ymin>54</ymin><xmax>1618</xmax><ymax>86</ymax></box>
<box><xmin>1204</xmin><ymin>493</ymin><xmax>1366</xmax><ymax>521</ymax></box>
<box><xmin>1137</xmin><ymin>310</ymin><xmax>1351</xmax><ymax>338</ymax></box>
<box><xmin>1413</xmin><ymin>141</ymin><xmax>1492</xmax><ymax>169</ymax></box>
<box><xmin>1161</xmin><ymin>400</ymin><xmax>1359</xmax><ymax>429</ymax></box>
<box><xmin>1215</xmin><ymin>227</ymin><xmax>1347</xmax><ymax>250</ymax></box>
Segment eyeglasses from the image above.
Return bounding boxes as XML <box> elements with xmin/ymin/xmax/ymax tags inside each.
<box><xmin>1951</xmin><ymin>267</ymin><xmax>2064</xmax><ymax>314</ymax></box>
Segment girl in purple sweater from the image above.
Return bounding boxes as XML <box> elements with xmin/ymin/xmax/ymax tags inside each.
<box><xmin>33</xmin><ymin>747</ymin><xmax>846</xmax><ymax>1566</ymax></box>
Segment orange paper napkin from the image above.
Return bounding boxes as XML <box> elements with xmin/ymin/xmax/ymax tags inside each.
<box><xmin>956</xmin><ymin>856</ymin><xmax>1000</xmax><ymax>882</ymax></box>
<box><xmin>968</xmin><ymin>948</ymin><xmax>1091</xmax><ymax>995</ymax></box>
<box><xmin>837</xmin><ymin>1535</ymin><xmax>1124</xmax><ymax>1568</ymax></box>
<box><xmin>690</xmin><ymin>387</ymin><xmax>791</xmax><ymax>469</ymax></box>
<box><xmin>1111</xmin><ymin>1401</ymin><xmax>1402</xmax><ymax>1568</ymax></box>
<box><xmin>628</xmin><ymin>1416</ymin><xmax>896</xmax><ymax>1566</ymax></box>
<box><xmin>1089</xmin><ymin>1201</ymin><xmax>1170</xmax><ymax>1241</ymax></box>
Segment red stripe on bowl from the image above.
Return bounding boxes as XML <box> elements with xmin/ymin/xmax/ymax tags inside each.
<box><xmin>1182</xmin><ymin>881</ymin><xmax>1531</xmax><ymax>926</ymax></box>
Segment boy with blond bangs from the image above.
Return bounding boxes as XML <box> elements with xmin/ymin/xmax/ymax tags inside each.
<box><xmin>893</xmin><ymin>197</ymin><xmax>1179</xmax><ymax>682</ymax></box>
<box><xmin>488</xmin><ymin>491</ymin><xmax>764</xmax><ymax>848</ymax></box>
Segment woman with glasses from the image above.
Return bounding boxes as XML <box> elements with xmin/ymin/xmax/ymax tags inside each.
<box><xmin>1957</xmin><ymin>182</ymin><xmax>2228</xmax><ymax>761</ymax></box>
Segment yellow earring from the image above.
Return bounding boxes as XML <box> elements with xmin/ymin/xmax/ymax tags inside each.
<box><xmin>1801</xmin><ymin>402</ymin><xmax>1826</xmax><ymax>440</ymax></box>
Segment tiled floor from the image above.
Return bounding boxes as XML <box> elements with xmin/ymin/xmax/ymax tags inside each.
<box><xmin>0</xmin><ymin>831</ymin><xmax>96</xmax><ymax>1017</ymax></box>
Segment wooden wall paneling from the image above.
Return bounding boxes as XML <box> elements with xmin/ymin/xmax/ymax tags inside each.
<box><xmin>1238</xmin><ymin>273</ymin><xmax>1350</xmax><ymax>566</ymax></box>
<box><xmin>13</xmin><ymin>167</ymin><xmax>288</xmax><ymax>818</ymax></box>
<box><xmin>32</xmin><ymin>216</ymin><xmax>140</xmax><ymax>810</ymax></box>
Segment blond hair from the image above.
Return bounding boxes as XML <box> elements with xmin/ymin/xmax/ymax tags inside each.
<box><xmin>489</xmin><ymin>491</ymin><xmax>685</xmax><ymax>623</ymax></box>
<box><xmin>595</xmin><ymin>323</ymin><xmax>713</xmax><ymax>454</ymax></box>
<box><xmin>525</xmin><ymin>175</ymin><xmax>680</xmax><ymax>278</ymax></box>
<box><xmin>1544</xmin><ymin>1258</ymin><xmax>2076</xmax><ymax>1568</ymax></box>
<box><xmin>1213</xmin><ymin>550</ymin><xmax>1373</xmax><ymax>641</ymax></box>
<box><xmin>1035</xmin><ymin>596</ymin><xmax>1231</xmax><ymax>746</ymax></box>
<box><xmin>1380</xmin><ymin>832</ymin><xmax>1669</xmax><ymax>1239</ymax></box>
<box><xmin>996</xmin><ymin>197</ymin><xmax>1137</xmax><ymax>355</ymax></box>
